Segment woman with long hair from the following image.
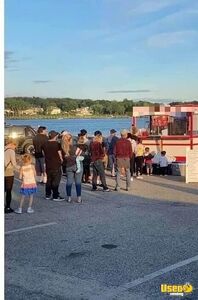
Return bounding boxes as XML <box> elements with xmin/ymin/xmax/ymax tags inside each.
<box><xmin>61</xmin><ymin>133</ymin><xmax>84</xmax><ymax>203</ymax></box>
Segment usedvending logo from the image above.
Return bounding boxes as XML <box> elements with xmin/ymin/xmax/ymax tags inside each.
<box><xmin>161</xmin><ymin>283</ymin><xmax>193</xmax><ymax>297</ymax></box>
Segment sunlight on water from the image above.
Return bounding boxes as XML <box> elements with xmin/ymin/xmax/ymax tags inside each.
<box><xmin>6</xmin><ymin>118</ymin><xmax>147</xmax><ymax>136</ymax></box>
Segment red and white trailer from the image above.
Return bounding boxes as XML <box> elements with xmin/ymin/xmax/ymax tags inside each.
<box><xmin>132</xmin><ymin>104</ymin><xmax>198</xmax><ymax>162</ymax></box>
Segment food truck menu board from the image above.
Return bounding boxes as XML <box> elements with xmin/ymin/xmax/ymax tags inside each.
<box><xmin>186</xmin><ymin>149</ymin><xmax>198</xmax><ymax>183</ymax></box>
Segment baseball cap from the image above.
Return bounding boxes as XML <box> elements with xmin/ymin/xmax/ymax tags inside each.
<box><xmin>80</xmin><ymin>129</ymin><xmax>87</xmax><ymax>136</ymax></box>
<box><xmin>94</xmin><ymin>130</ymin><xmax>102</xmax><ymax>136</ymax></box>
<box><xmin>48</xmin><ymin>130</ymin><xmax>59</xmax><ymax>139</ymax></box>
<box><xmin>110</xmin><ymin>129</ymin><xmax>116</xmax><ymax>134</ymax></box>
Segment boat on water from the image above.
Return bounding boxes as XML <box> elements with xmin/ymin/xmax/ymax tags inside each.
<box><xmin>132</xmin><ymin>104</ymin><xmax>198</xmax><ymax>163</ymax></box>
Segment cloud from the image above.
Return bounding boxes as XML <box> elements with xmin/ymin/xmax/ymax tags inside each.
<box><xmin>6</xmin><ymin>68</ymin><xmax>20</xmax><ymax>72</ymax></box>
<box><xmin>147</xmin><ymin>30</ymin><xmax>198</xmax><ymax>48</ymax></box>
<box><xmin>33</xmin><ymin>80</ymin><xmax>52</xmax><ymax>84</ymax></box>
<box><xmin>107</xmin><ymin>89</ymin><xmax>151</xmax><ymax>93</ymax></box>
<box><xmin>130</xmin><ymin>0</ymin><xmax>180</xmax><ymax>14</ymax></box>
<box><xmin>5</xmin><ymin>50</ymin><xmax>30</xmax><ymax>70</ymax></box>
<box><xmin>5</xmin><ymin>51</ymin><xmax>15</xmax><ymax>59</ymax></box>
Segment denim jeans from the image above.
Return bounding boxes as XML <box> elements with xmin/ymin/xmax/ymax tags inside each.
<box><xmin>108</xmin><ymin>154</ymin><xmax>116</xmax><ymax>174</ymax></box>
<box><xmin>92</xmin><ymin>160</ymin><xmax>108</xmax><ymax>189</ymax></box>
<box><xmin>35</xmin><ymin>157</ymin><xmax>45</xmax><ymax>176</ymax></box>
<box><xmin>46</xmin><ymin>168</ymin><xmax>62</xmax><ymax>198</ymax></box>
<box><xmin>66</xmin><ymin>166</ymin><xmax>83</xmax><ymax>197</ymax></box>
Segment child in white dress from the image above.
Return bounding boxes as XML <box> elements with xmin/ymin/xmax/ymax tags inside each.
<box><xmin>15</xmin><ymin>154</ymin><xmax>37</xmax><ymax>214</ymax></box>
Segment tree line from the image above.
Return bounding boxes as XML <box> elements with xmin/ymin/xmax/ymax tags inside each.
<box><xmin>4</xmin><ymin>97</ymin><xmax>198</xmax><ymax>117</ymax></box>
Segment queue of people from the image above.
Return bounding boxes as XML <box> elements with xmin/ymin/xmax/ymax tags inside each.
<box><xmin>4</xmin><ymin>125</ymin><xmax>170</xmax><ymax>214</ymax></box>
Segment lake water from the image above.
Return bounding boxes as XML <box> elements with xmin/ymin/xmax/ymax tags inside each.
<box><xmin>6</xmin><ymin>117</ymin><xmax>147</xmax><ymax>136</ymax></box>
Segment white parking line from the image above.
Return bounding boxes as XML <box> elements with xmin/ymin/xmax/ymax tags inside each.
<box><xmin>94</xmin><ymin>254</ymin><xmax>198</xmax><ymax>299</ymax></box>
<box><xmin>5</xmin><ymin>222</ymin><xmax>57</xmax><ymax>235</ymax></box>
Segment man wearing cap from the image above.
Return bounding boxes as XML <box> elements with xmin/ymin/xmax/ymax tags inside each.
<box><xmin>114</xmin><ymin>129</ymin><xmax>132</xmax><ymax>191</ymax></box>
<box><xmin>106</xmin><ymin>129</ymin><xmax>119</xmax><ymax>177</ymax></box>
<box><xmin>42</xmin><ymin>130</ymin><xmax>65</xmax><ymax>201</ymax></box>
<box><xmin>90</xmin><ymin>131</ymin><xmax>110</xmax><ymax>192</ymax></box>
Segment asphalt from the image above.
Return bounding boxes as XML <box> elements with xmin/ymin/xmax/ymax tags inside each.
<box><xmin>5</xmin><ymin>173</ymin><xmax>198</xmax><ymax>300</ymax></box>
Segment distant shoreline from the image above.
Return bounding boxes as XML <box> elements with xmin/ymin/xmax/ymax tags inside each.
<box><xmin>5</xmin><ymin>115</ymin><xmax>131</xmax><ymax>120</ymax></box>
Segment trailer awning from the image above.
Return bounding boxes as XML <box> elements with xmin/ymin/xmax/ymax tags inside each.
<box><xmin>132</xmin><ymin>105</ymin><xmax>198</xmax><ymax>117</ymax></box>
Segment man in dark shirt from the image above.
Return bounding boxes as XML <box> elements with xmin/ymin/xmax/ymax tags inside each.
<box><xmin>106</xmin><ymin>129</ymin><xmax>119</xmax><ymax>177</ymax></box>
<box><xmin>33</xmin><ymin>126</ymin><xmax>48</xmax><ymax>183</ymax></box>
<box><xmin>42</xmin><ymin>130</ymin><xmax>64</xmax><ymax>201</ymax></box>
<box><xmin>114</xmin><ymin>129</ymin><xmax>132</xmax><ymax>191</ymax></box>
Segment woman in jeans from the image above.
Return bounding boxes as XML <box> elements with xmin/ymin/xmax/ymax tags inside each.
<box><xmin>62</xmin><ymin>134</ymin><xmax>84</xmax><ymax>203</ymax></box>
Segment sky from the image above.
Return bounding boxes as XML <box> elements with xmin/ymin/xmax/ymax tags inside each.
<box><xmin>5</xmin><ymin>0</ymin><xmax>198</xmax><ymax>101</ymax></box>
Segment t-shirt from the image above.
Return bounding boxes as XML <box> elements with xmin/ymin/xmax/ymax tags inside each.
<box><xmin>42</xmin><ymin>141</ymin><xmax>62</xmax><ymax>171</ymax></box>
<box><xmin>90</xmin><ymin>141</ymin><xmax>105</xmax><ymax>162</ymax></box>
<box><xmin>135</xmin><ymin>144</ymin><xmax>144</xmax><ymax>157</ymax></box>
<box><xmin>114</xmin><ymin>138</ymin><xmax>132</xmax><ymax>159</ymax></box>
<box><xmin>107</xmin><ymin>135</ymin><xmax>119</xmax><ymax>155</ymax></box>
<box><xmin>33</xmin><ymin>134</ymin><xmax>48</xmax><ymax>158</ymax></box>
<box><xmin>20</xmin><ymin>165</ymin><xmax>36</xmax><ymax>185</ymax></box>
<box><xmin>159</xmin><ymin>156</ymin><xmax>168</xmax><ymax>167</ymax></box>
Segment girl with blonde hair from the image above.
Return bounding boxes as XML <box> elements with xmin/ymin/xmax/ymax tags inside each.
<box><xmin>15</xmin><ymin>154</ymin><xmax>37</xmax><ymax>214</ymax></box>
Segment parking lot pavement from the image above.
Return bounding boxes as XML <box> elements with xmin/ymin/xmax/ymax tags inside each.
<box><xmin>5</xmin><ymin>175</ymin><xmax>198</xmax><ymax>299</ymax></box>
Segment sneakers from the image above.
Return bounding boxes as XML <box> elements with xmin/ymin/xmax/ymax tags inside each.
<box><xmin>27</xmin><ymin>207</ymin><xmax>34</xmax><ymax>213</ymax></box>
<box><xmin>137</xmin><ymin>176</ymin><xmax>143</xmax><ymax>179</ymax></box>
<box><xmin>114</xmin><ymin>187</ymin><xmax>120</xmax><ymax>191</ymax></box>
<box><xmin>77</xmin><ymin>197</ymin><xmax>82</xmax><ymax>203</ymax></box>
<box><xmin>91</xmin><ymin>187</ymin><xmax>98</xmax><ymax>191</ymax></box>
<box><xmin>15</xmin><ymin>208</ymin><xmax>22</xmax><ymax>214</ymax></box>
<box><xmin>53</xmin><ymin>196</ymin><xmax>65</xmax><ymax>202</ymax></box>
<box><xmin>103</xmin><ymin>188</ymin><xmax>110</xmax><ymax>192</ymax></box>
<box><xmin>67</xmin><ymin>197</ymin><xmax>72</xmax><ymax>203</ymax></box>
<box><xmin>131</xmin><ymin>177</ymin><xmax>133</xmax><ymax>182</ymax></box>
<box><xmin>5</xmin><ymin>207</ymin><xmax>14</xmax><ymax>214</ymax></box>
<box><xmin>45</xmin><ymin>195</ymin><xmax>51</xmax><ymax>200</ymax></box>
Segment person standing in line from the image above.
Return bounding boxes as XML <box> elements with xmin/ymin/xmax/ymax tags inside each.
<box><xmin>61</xmin><ymin>133</ymin><xmax>84</xmax><ymax>203</ymax></box>
<box><xmin>33</xmin><ymin>126</ymin><xmax>48</xmax><ymax>183</ymax></box>
<box><xmin>106</xmin><ymin>129</ymin><xmax>119</xmax><ymax>177</ymax></box>
<box><xmin>4</xmin><ymin>138</ymin><xmax>18</xmax><ymax>213</ymax></box>
<box><xmin>159</xmin><ymin>151</ymin><xmax>168</xmax><ymax>176</ymax></box>
<box><xmin>60</xmin><ymin>130</ymin><xmax>70</xmax><ymax>175</ymax></box>
<box><xmin>42</xmin><ymin>130</ymin><xmax>65</xmax><ymax>201</ymax></box>
<box><xmin>79</xmin><ymin>129</ymin><xmax>91</xmax><ymax>183</ymax></box>
<box><xmin>90</xmin><ymin>131</ymin><xmax>110</xmax><ymax>192</ymax></box>
<box><xmin>114</xmin><ymin>129</ymin><xmax>132</xmax><ymax>191</ymax></box>
<box><xmin>144</xmin><ymin>147</ymin><xmax>153</xmax><ymax>176</ymax></box>
<box><xmin>135</xmin><ymin>138</ymin><xmax>144</xmax><ymax>179</ymax></box>
<box><xmin>127</xmin><ymin>132</ymin><xmax>137</xmax><ymax>181</ymax></box>
<box><xmin>15</xmin><ymin>154</ymin><xmax>37</xmax><ymax>214</ymax></box>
